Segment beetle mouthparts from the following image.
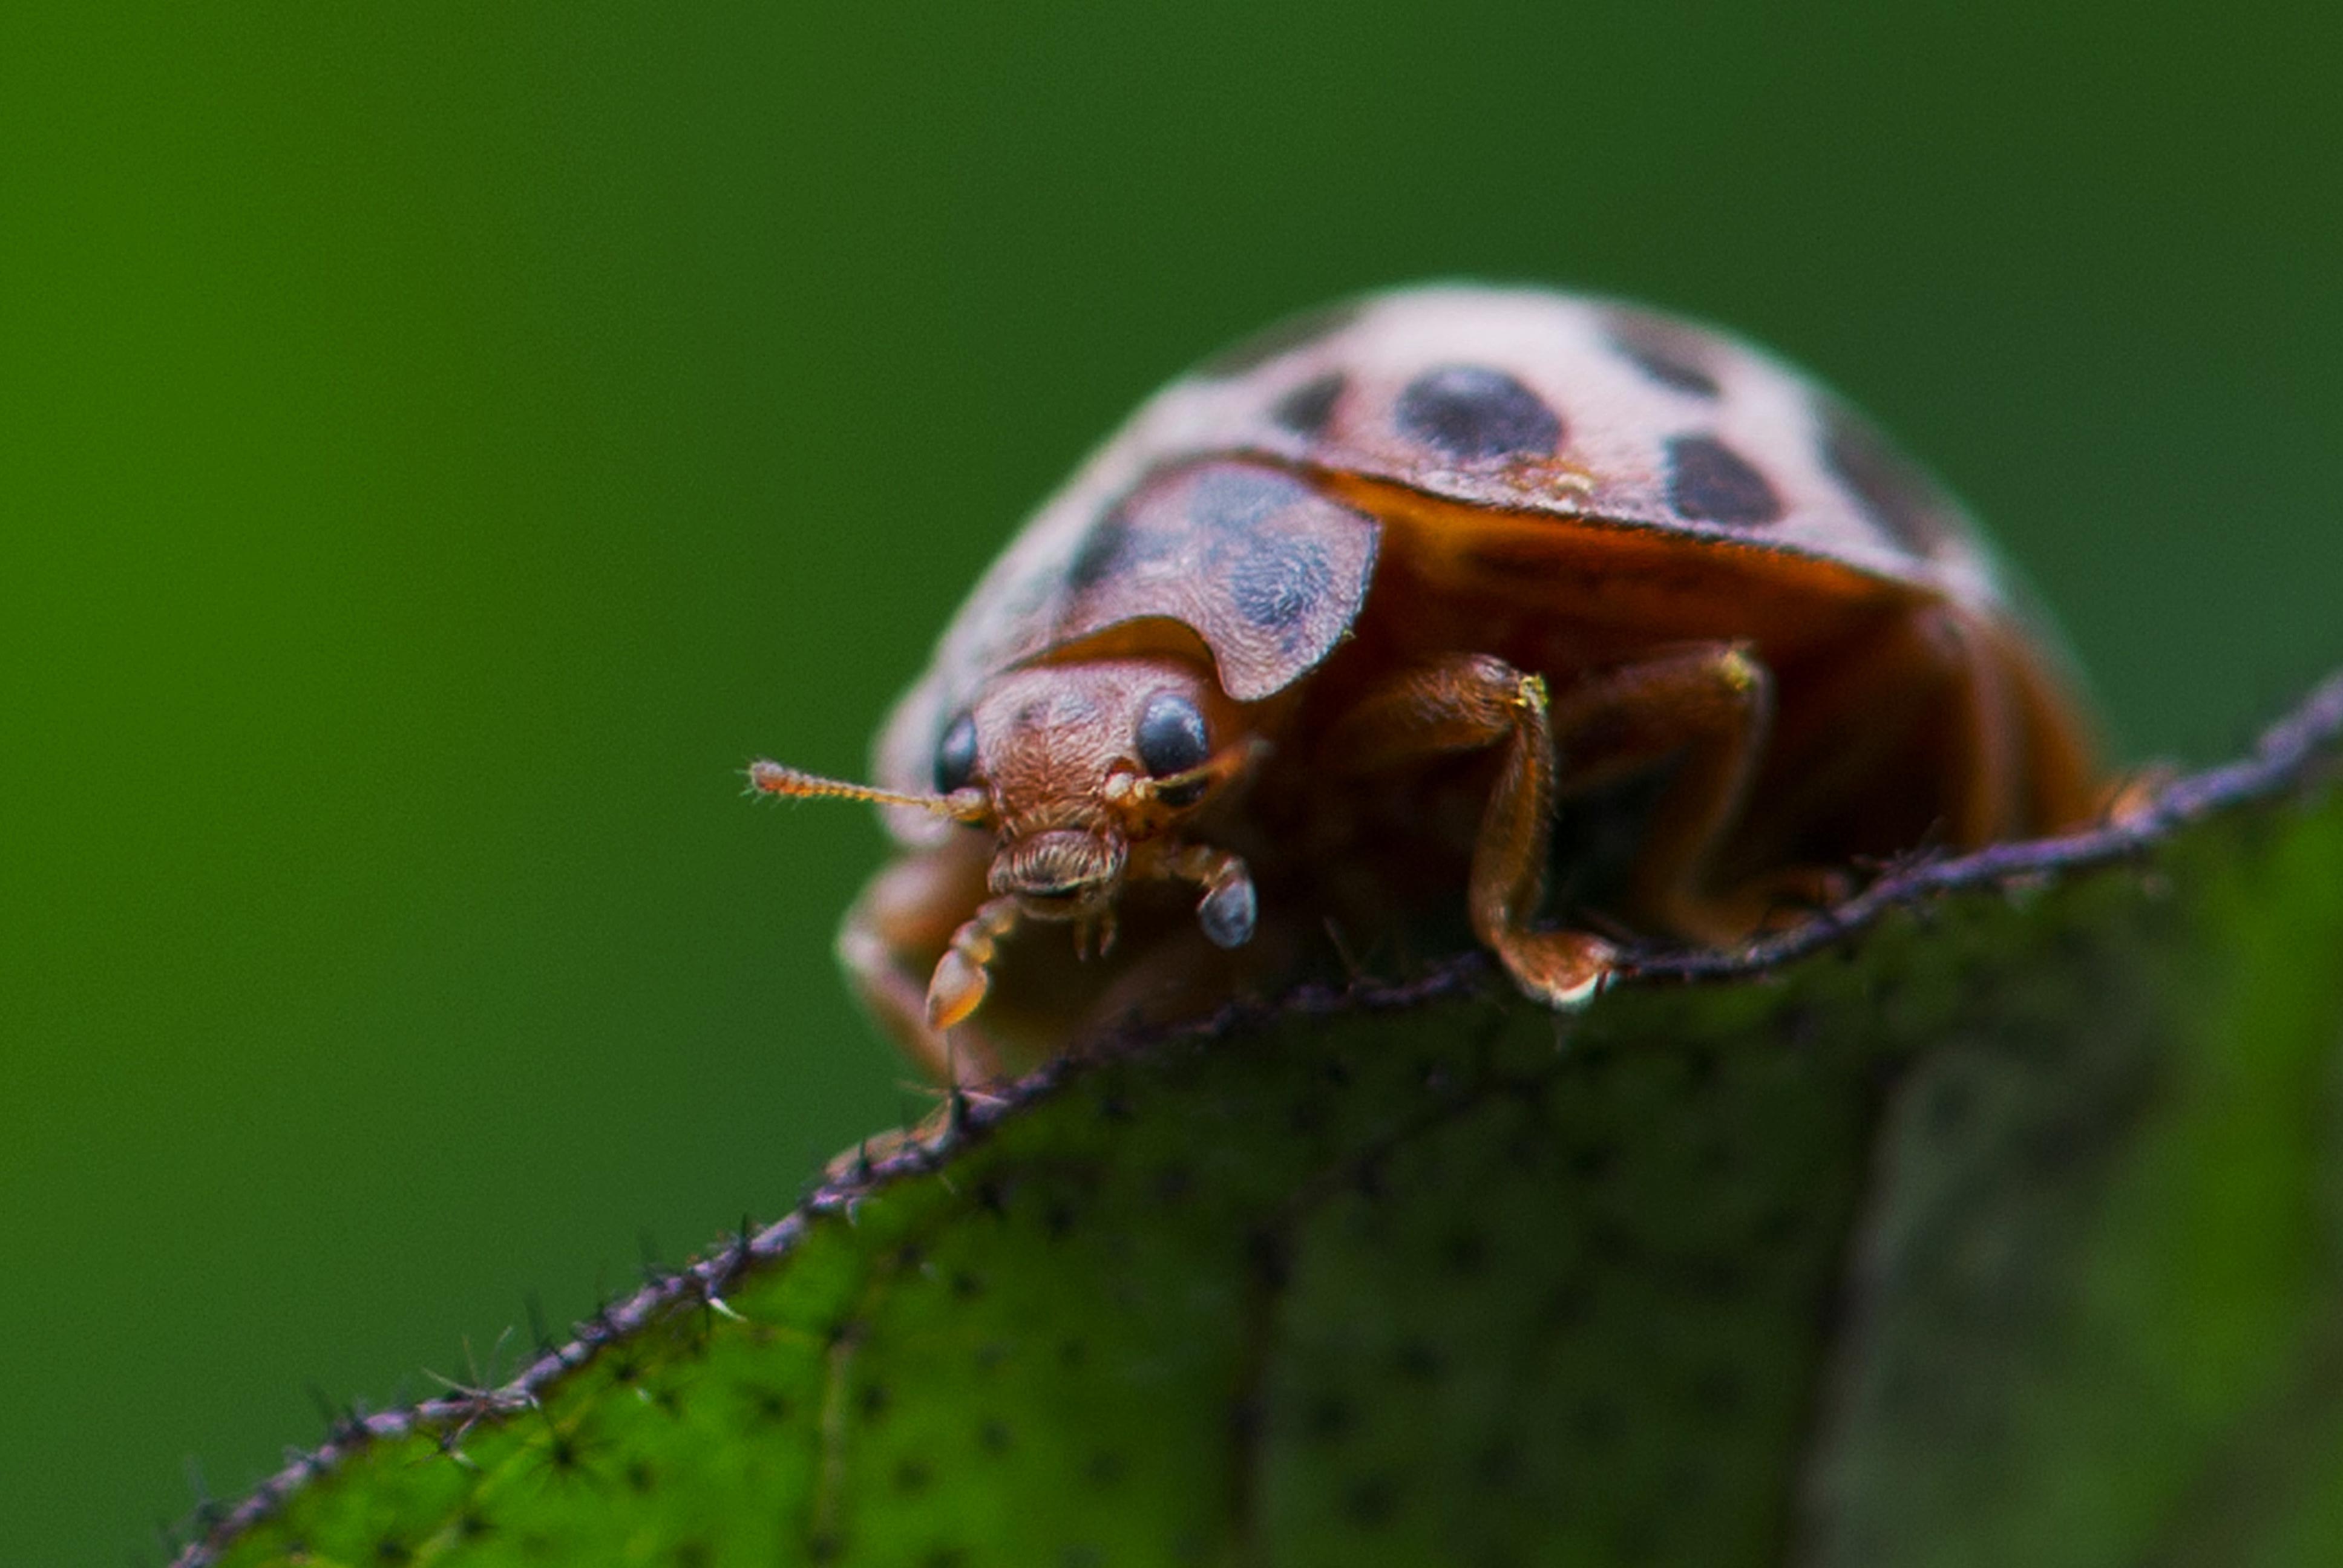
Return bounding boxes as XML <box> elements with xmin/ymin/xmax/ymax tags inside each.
<box><xmin>990</xmin><ymin>830</ymin><xmax>1127</xmax><ymax>909</ymax></box>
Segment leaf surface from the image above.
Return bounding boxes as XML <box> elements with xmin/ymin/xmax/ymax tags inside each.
<box><xmin>179</xmin><ymin>678</ymin><xmax>2343</xmax><ymax>1568</ymax></box>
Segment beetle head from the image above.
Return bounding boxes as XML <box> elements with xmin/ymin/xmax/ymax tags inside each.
<box><xmin>752</xmin><ymin>652</ymin><xmax>1259</xmax><ymax>930</ymax></box>
<box><xmin>940</xmin><ymin>656</ymin><xmax>1246</xmax><ymax>922</ymax></box>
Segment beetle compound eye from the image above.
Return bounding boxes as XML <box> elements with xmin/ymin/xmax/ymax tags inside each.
<box><xmin>1135</xmin><ymin>693</ymin><xmax>1210</xmax><ymax>777</ymax></box>
<box><xmin>934</xmin><ymin>712</ymin><xmax>980</xmax><ymax>794</ymax></box>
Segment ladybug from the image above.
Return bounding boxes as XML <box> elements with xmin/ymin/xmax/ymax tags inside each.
<box><xmin>755</xmin><ymin>285</ymin><xmax>2101</xmax><ymax>1083</ymax></box>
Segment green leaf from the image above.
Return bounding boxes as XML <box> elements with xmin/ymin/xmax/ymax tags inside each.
<box><xmin>176</xmin><ymin>677</ymin><xmax>2343</xmax><ymax>1568</ymax></box>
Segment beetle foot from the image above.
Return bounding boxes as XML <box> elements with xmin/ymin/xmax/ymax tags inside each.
<box><xmin>925</xmin><ymin>949</ymin><xmax>990</xmax><ymax>1030</ymax></box>
<box><xmin>2097</xmin><ymin>763</ymin><xmax>2180</xmax><ymax>827</ymax></box>
<box><xmin>1492</xmin><ymin>929</ymin><xmax>1616</xmax><ymax>1010</ymax></box>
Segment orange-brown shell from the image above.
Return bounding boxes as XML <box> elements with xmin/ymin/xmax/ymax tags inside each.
<box><xmin>876</xmin><ymin>284</ymin><xmax>2058</xmax><ymax>846</ymax></box>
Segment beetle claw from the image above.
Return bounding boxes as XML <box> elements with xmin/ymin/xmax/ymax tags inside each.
<box><xmin>1197</xmin><ymin>871</ymin><xmax>1257</xmax><ymax>949</ymax></box>
<box><xmin>926</xmin><ymin>950</ymin><xmax>989</xmax><ymax>1030</ymax></box>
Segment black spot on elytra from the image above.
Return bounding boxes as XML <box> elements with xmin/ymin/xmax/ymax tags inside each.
<box><xmin>1605</xmin><ymin>308</ymin><xmax>1722</xmax><ymax>397</ymax></box>
<box><xmin>1188</xmin><ymin>463</ymin><xmax>1303</xmax><ymax>537</ymax></box>
<box><xmin>1395</xmin><ymin>365</ymin><xmax>1562</xmax><ymax>460</ymax></box>
<box><xmin>1821</xmin><ymin>399</ymin><xmax>1953</xmax><ymax>550</ymax></box>
<box><xmin>1181</xmin><ymin>466</ymin><xmax>1342</xmax><ymax>639</ymax></box>
<box><xmin>1666</xmin><ymin>434</ymin><xmax>1783</xmax><ymax>526</ymax></box>
<box><xmin>894</xmin><ymin>1458</ymin><xmax>932</xmax><ymax>1495</ymax></box>
<box><xmin>1270</xmin><ymin>371</ymin><xmax>1346</xmax><ymax>436</ymax></box>
<box><xmin>1225</xmin><ymin>532</ymin><xmax>1333</xmax><ymax>638</ymax></box>
<box><xmin>978</xmin><ymin>1417</ymin><xmax>1014</xmax><ymax>1454</ymax></box>
<box><xmin>1064</xmin><ymin>515</ymin><xmax>1135</xmax><ymax>592</ymax></box>
<box><xmin>1065</xmin><ymin>503</ymin><xmax>1180</xmax><ymax>592</ymax></box>
<box><xmin>858</xmin><ymin>1381</ymin><xmax>891</xmax><ymax>1420</ymax></box>
<box><xmin>1194</xmin><ymin>299</ymin><xmax>1366</xmax><ymax>377</ymax></box>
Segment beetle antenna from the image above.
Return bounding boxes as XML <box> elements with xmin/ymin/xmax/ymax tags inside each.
<box><xmin>746</xmin><ymin>759</ymin><xmax>988</xmax><ymax>822</ymax></box>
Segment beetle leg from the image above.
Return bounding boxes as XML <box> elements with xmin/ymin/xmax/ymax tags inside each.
<box><xmin>1073</xmin><ymin>909</ymin><xmax>1119</xmax><ymax>961</ymax></box>
<box><xmin>1538</xmin><ymin>643</ymin><xmax>1778</xmax><ymax>947</ymax></box>
<box><xmin>1324</xmin><ymin>653</ymin><xmax>1614</xmax><ymax>1007</ymax></box>
<box><xmin>1905</xmin><ymin>607</ymin><xmax>2019</xmax><ymax>849</ymax></box>
<box><xmin>836</xmin><ymin>843</ymin><xmax>1009</xmax><ymax>1086</ymax></box>
<box><xmin>927</xmin><ymin>897</ymin><xmax>1023</xmax><ymax>1033</ymax></box>
<box><xmin>1902</xmin><ymin>606</ymin><xmax>2097</xmax><ymax>846</ymax></box>
<box><xmin>1143</xmin><ymin>840</ymin><xmax>1259</xmax><ymax>950</ymax></box>
<box><xmin>1749</xmin><ymin>605</ymin><xmax>2062</xmax><ymax>863</ymax></box>
<box><xmin>1329</xmin><ymin>644</ymin><xmax>1787</xmax><ymax>998</ymax></box>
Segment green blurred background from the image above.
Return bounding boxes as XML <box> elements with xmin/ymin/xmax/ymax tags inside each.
<box><xmin>2</xmin><ymin>3</ymin><xmax>2337</xmax><ymax>1561</ymax></box>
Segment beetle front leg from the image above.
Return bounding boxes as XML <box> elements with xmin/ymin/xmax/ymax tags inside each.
<box><xmin>1325</xmin><ymin>653</ymin><xmax>1614</xmax><ymax>1007</ymax></box>
<box><xmin>926</xmin><ymin>897</ymin><xmax>1023</xmax><ymax>1031</ymax></box>
<box><xmin>836</xmin><ymin>843</ymin><xmax>1011</xmax><ymax>1086</ymax></box>
<box><xmin>1143</xmin><ymin>840</ymin><xmax>1259</xmax><ymax>950</ymax></box>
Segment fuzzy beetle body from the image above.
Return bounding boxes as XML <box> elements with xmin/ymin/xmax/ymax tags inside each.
<box><xmin>756</xmin><ymin>286</ymin><xmax>2101</xmax><ymax>1083</ymax></box>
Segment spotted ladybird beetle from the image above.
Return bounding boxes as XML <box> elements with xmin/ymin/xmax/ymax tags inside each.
<box><xmin>755</xmin><ymin>285</ymin><xmax>2101</xmax><ymax>1083</ymax></box>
